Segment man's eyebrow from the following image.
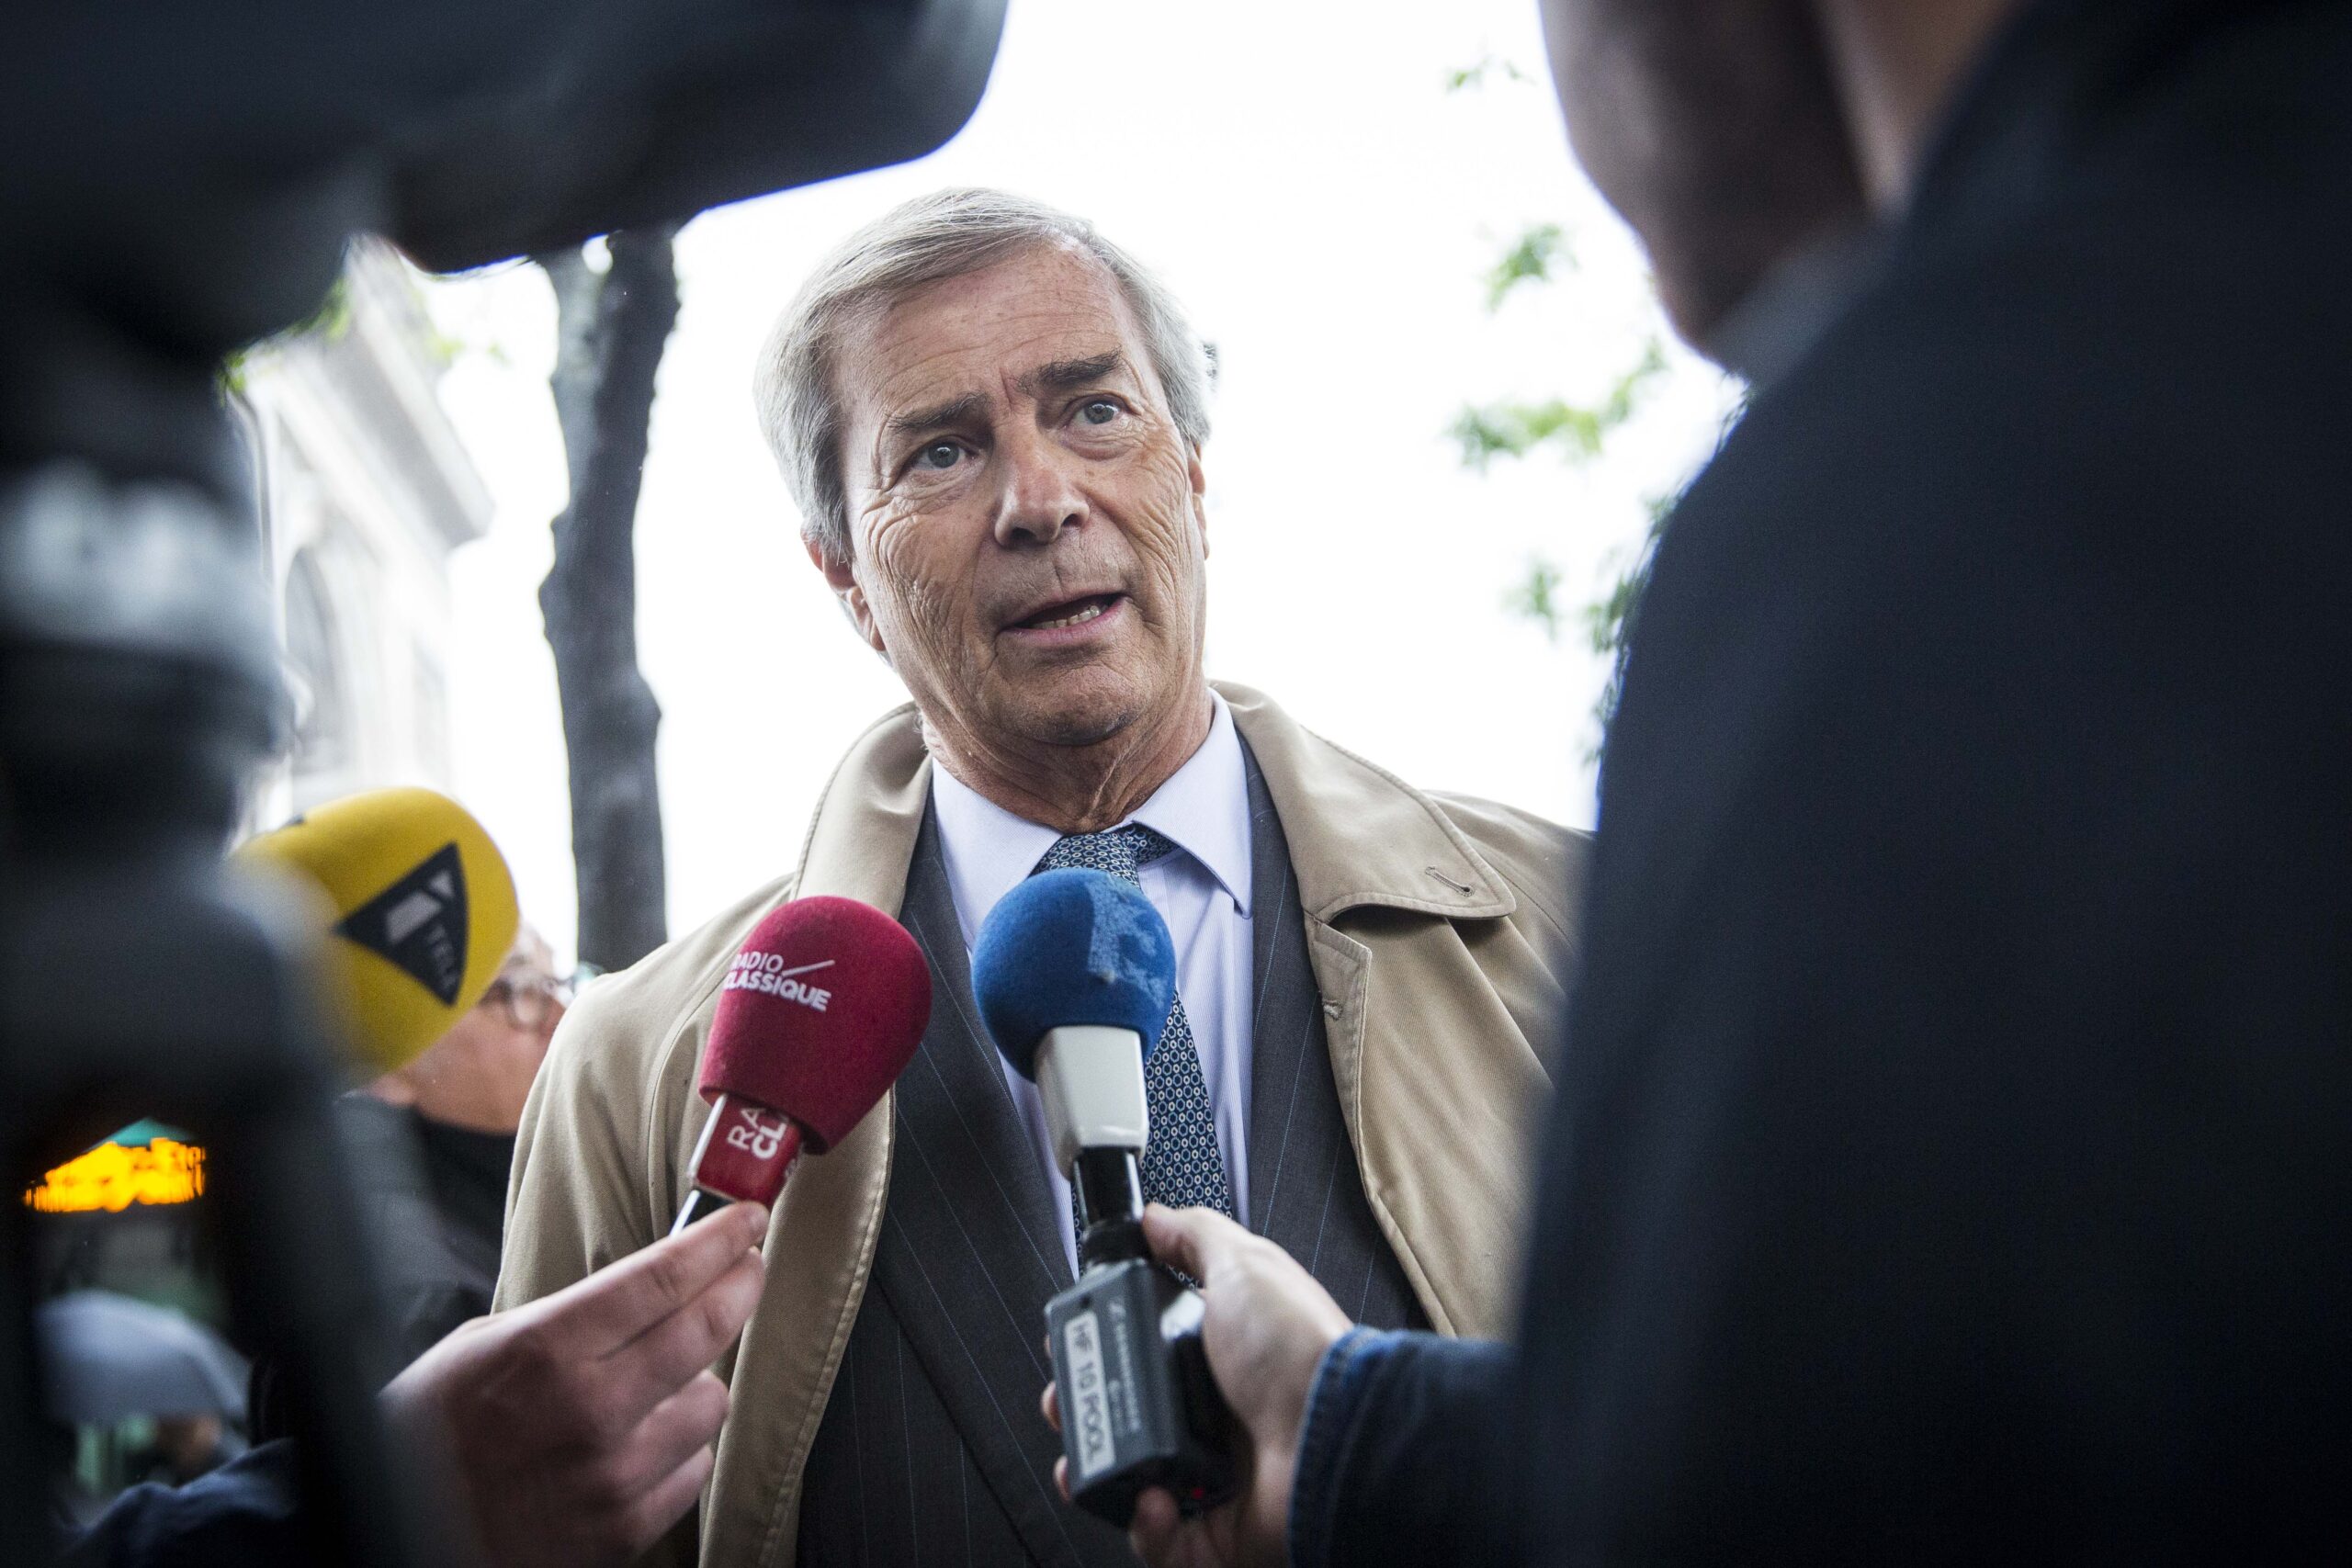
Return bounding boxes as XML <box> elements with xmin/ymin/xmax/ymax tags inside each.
<box><xmin>881</xmin><ymin>391</ymin><xmax>988</xmax><ymax>446</ymax></box>
<box><xmin>1017</xmin><ymin>351</ymin><xmax>1127</xmax><ymax>399</ymax></box>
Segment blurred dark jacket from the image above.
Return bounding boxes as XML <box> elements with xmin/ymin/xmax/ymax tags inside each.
<box><xmin>58</xmin><ymin>1442</ymin><xmax>297</xmax><ymax>1568</ymax></box>
<box><xmin>335</xmin><ymin>1095</ymin><xmax>512</xmax><ymax>1369</ymax></box>
<box><xmin>1296</xmin><ymin>0</ymin><xmax>2352</xmax><ymax>1561</ymax></box>
<box><xmin>247</xmin><ymin>1096</ymin><xmax>511</xmax><ymax>1449</ymax></box>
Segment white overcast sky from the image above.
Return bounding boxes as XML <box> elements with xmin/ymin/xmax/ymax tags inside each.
<box><xmin>425</xmin><ymin>0</ymin><xmax>1738</xmax><ymax>964</ymax></box>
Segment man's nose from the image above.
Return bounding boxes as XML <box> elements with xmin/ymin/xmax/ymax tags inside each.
<box><xmin>991</xmin><ymin>427</ymin><xmax>1087</xmax><ymax>547</ymax></box>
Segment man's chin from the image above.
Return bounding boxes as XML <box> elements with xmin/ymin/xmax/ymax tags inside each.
<box><xmin>998</xmin><ymin>674</ymin><xmax>1147</xmax><ymax>750</ymax></box>
<box><xmin>1022</xmin><ymin>703</ymin><xmax>1136</xmax><ymax>750</ymax></box>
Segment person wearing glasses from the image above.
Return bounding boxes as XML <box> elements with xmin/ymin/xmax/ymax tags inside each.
<box><xmin>345</xmin><ymin>924</ymin><xmax>579</xmax><ymax>1366</ymax></box>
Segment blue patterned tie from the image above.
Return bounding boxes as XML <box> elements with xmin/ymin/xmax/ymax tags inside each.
<box><xmin>1035</xmin><ymin>825</ymin><xmax>1235</xmax><ymax>1232</ymax></box>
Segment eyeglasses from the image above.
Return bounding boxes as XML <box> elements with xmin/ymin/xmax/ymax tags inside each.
<box><xmin>480</xmin><ymin>968</ymin><xmax>582</xmax><ymax>1032</ymax></box>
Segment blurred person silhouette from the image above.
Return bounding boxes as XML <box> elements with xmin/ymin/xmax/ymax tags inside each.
<box><xmin>1071</xmin><ymin>2</ymin><xmax>2352</xmax><ymax>1565</ymax></box>
<box><xmin>246</xmin><ymin>924</ymin><xmax>571</xmax><ymax>1443</ymax></box>
<box><xmin>342</xmin><ymin>925</ymin><xmax>572</xmax><ymax>1366</ymax></box>
<box><xmin>7</xmin><ymin>0</ymin><xmax>1007</xmax><ymax>1553</ymax></box>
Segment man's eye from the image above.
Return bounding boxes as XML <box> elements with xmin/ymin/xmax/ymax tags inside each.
<box><xmin>1079</xmin><ymin>399</ymin><xmax>1120</xmax><ymax>426</ymax></box>
<box><xmin>915</xmin><ymin>441</ymin><xmax>964</xmax><ymax>470</ymax></box>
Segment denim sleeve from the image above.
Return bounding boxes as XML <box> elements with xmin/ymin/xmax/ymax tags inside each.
<box><xmin>61</xmin><ymin>1439</ymin><xmax>302</xmax><ymax>1568</ymax></box>
<box><xmin>1286</xmin><ymin>1329</ymin><xmax>1519</xmax><ymax>1568</ymax></box>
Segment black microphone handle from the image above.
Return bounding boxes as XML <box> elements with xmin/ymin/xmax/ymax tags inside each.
<box><xmin>1073</xmin><ymin>1146</ymin><xmax>1148</xmax><ymax>1269</ymax></box>
<box><xmin>1047</xmin><ymin>1142</ymin><xmax>1239</xmax><ymax>1525</ymax></box>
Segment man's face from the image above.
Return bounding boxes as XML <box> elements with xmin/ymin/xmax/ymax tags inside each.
<box><xmin>820</xmin><ymin>243</ymin><xmax>1208</xmax><ymax>761</ymax></box>
<box><xmin>1539</xmin><ymin>0</ymin><xmax>1864</xmax><ymax>350</ymax></box>
<box><xmin>411</xmin><ymin>951</ymin><xmax>567</xmax><ymax>1130</ymax></box>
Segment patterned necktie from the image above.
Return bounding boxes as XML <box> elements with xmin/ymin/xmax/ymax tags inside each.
<box><xmin>1035</xmin><ymin>825</ymin><xmax>1236</xmax><ymax>1234</ymax></box>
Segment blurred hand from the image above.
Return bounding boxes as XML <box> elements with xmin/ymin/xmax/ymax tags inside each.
<box><xmin>382</xmin><ymin>1201</ymin><xmax>768</xmax><ymax>1568</ymax></box>
<box><xmin>1042</xmin><ymin>1204</ymin><xmax>1351</xmax><ymax>1568</ymax></box>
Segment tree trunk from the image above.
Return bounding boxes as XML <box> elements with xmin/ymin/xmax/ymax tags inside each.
<box><xmin>534</xmin><ymin>228</ymin><xmax>679</xmax><ymax>973</ymax></box>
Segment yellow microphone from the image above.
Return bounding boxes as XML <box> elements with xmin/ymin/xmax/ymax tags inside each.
<box><xmin>234</xmin><ymin>787</ymin><xmax>520</xmax><ymax>1078</ymax></box>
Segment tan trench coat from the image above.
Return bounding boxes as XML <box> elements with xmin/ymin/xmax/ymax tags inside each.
<box><xmin>494</xmin><ymin>682</ymin><xmax>1586</xmax><ymax>1566</ymax></box>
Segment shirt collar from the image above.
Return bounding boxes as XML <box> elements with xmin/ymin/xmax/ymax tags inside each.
<box><xmin>928</xmin><ymin>691</ymin><xmax>1254</xmax><ymax>945</ymax></box>
<box><xmin>1129</xmin><ymin>693</ymin><xmax>1252</xmax><ymax>916</ymax></box>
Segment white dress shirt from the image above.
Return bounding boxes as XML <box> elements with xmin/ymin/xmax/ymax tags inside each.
<box><xmin>930</xmin><ymin>692</ymin><xmax>1255</xmax><ymax>1276</ymax></box>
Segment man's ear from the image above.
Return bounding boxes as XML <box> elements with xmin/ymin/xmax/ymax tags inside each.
<box><xmin>804</xmin><ymin>530</ymin><xmax>886</xmax><ymax>655</ymax></box>
<box><xmin>1187</xmin><ymin>446</ymin><xmax>1209</xmax><ymax>558</ymax></box>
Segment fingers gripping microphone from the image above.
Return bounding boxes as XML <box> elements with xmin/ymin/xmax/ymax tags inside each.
<box><xmin>973</xmin><ymin>869</ymin><xmax>1237</xmax><ymax>1526</ymax></box>
<box><xmin>673</xmin><ymin>897</ymin><xmax>931</xmax><ymax>1233</ymax></box>
<box><xmin>233</xmin><ymin>787</ymin><xmax>520</xmax><ymax>1079</ymax></box>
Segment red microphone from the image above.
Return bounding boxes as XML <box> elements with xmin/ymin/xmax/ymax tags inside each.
<box><xmin>672</xmin><ymin>896</ymin><xmax>931</xmax><ymax>1234</ymax></box>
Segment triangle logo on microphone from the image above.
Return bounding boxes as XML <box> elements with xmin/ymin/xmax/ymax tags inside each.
<box><xmin>339</xmin><ymin>843</ymin><xmax>470</xmax><ymax>1005</ymax></box>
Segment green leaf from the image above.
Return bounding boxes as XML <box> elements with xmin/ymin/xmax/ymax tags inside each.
<box><xmin>1446</xmin><ymin>397</ymin><xmax>1607</xmax><ymax>469</ymax></box>
<box><xmin>1507</xmin><ymin>558</ymin><xmax>1569</xmax><ymax>639</ymax></box>
<box><xmin>1439</xmin><ymin>55</ymin><xmax>1533</xmax><ymax>93</ymax></box>
<box><xmin>1449</xmin><ymin>336</ymin><xmax>1668</xmax><ymax>472</ymax></box>
<box><xmin>1600</xmin><ymin>336</ymin><xmax>1668</xmax><ymax>422</ymax></box>
<box><xmin>213</xmin><ymin>273</ymin><xmax>355</xmax><ymax>395</ymax></box>
<box><xmin>1484</xmin><ymin>224</ymin><xmax>1569</xmax><ymax>311</ymax></box>
<box><xmin>1443</xmin><ymin>54</ymin><xmax>1533</xmax><ymax>94</ymax></box>
<box><xmin>422</xmin><ymin>324</ymin><xmax>465</xmax><ymax>370</ymax></box>
<box><xmin>1580</xmin><ymin>567</ymin><xmax>1645</xmax><ymax>657</ymax></box>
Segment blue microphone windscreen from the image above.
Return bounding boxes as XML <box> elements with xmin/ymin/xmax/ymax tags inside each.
<box><xmin>972</xmin><ymin>868</ymin><xmax>1177</xmax><ymax>1081</ymax></box>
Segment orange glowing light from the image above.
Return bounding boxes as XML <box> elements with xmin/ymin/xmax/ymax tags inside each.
<box><xmin>25</xmin><ymin>1136</ymin><xmax>207</xmax><ymax>1213</ymax></box>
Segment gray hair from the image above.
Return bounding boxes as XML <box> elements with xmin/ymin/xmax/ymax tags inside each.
<box><xmin>753</xmin><ymin>187</ymin><xmax>1214</xmax><ymax>565</ymax></box>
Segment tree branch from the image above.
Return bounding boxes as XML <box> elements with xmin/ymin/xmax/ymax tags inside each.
<box><xmin>533</xmin><ymin>248</ymin><xmax>601</xmax><ymax>500</ymax></box>
<box><xmin>533</xmin><ymin>225</ymin><xmax>681</xmax><ymax>972</ymax></box>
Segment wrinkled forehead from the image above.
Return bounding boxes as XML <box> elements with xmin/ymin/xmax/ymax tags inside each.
<box><xmin>836</xmin><ymin>242</ymin><xmax>1159</xmax><ymax>434</ymax></box>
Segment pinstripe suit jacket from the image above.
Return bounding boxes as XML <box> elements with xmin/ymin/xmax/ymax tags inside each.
<box><xmin>497</xmin><ymin>683</ymin><xmax>1584</xmax><ymax>1568</ymax></box>
<box><xmin>793</xmin><ymin>743</ymin><xmax>1425</xmax><ymax>1566</ymax></box>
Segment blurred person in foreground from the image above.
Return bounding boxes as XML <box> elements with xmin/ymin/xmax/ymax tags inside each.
<box><xmin>244</xmin><ymin>927</ymin><xmax>571</xmax><ymax>1447</ymax></box>
<box><xmin>62</xmin><ymin>1201</ymin><xmax>769</xmax><ymax>1568</ymax></box>
<box><xmin>67</xmin><ymin>931</ymin><xmax>753</xmax><ymax>1568</ymax></box>
<box><xmin>496</xmin><ymin>187</ymin><xmax>1585</xmax><ymax>1566</ymax></box>
<box><xmin>345</xmin><ymin>925</ymin><xmax>571</xmax><ymax>1366</ymax></box>
<box><xmin>1078</xmin><ymin>0</ymin><xmax>2352</xmax><ymax>1564</ymax></box>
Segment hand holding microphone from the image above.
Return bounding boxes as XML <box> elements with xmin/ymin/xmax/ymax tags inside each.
<box><xmin>975</xmin><ymin>868</ymin><xmax>1359</xmax><ymax>1565</ymax></box>
<box><xmin>215</xmin><ymin>802</ymin><xmax>941</xmax><ymax>1568</ymax></box>
<box><xmin>1082</xmin><ymin>1205</ymin><xmax>1352</xmax><ymax>1568</ymax></box>
<box><xmin>380</xmin><ymin>1201</ymin><xmax>769</xmax><ymax>1568</ymax></box>
<box><xmin>390</xmin><ymin>893</ymin><xmax>929</xmax><ymax>1568</ymax></box>
<box><xmin>974</xmin><ymin>869</ymin><xmax>1242</xmax><ymax>1529</ymax></box>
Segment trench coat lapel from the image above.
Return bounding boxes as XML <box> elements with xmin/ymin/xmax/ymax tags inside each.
<box><xmin>1220</xmin><ymin>682</ymin><xmax>1547</xmax><ymax>1341</ymax></box>
<box><xmin>699</xmin><ymin>706</ymin><xmax>932</xmax><ymax>1568</ymax></box>
<box><xmin>707</xmin><ymin>704</ymin><xmax>1102</xmax><ymax>1567</ymax></box>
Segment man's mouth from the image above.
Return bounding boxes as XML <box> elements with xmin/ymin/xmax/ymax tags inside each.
<box><xmin>1007</xmin><ymin>592</ymin><xmax>1125</xmax><ymax>633</ymax></box>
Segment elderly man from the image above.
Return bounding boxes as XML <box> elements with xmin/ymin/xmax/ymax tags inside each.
<box><xmin>494</xmin><ymin>187</ymin><xmax>1584</xmax><ymax>1568</ymax></box>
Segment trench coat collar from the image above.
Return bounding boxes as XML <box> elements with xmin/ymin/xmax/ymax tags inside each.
<box><xmin>796</xmin><ymin>682</ymin><xmax>1516</xmax><ymax>928</ymax></box>
<box><xmin>1213</xmin><ymin>682</ymin><xmax>1517</xmax><ymax>924</ymax></box>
